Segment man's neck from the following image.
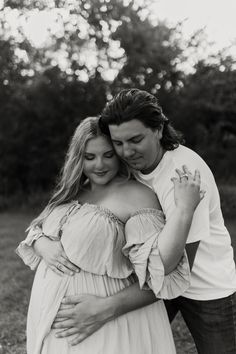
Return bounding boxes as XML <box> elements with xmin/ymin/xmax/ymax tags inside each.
<box><xmin>140</xmin><ymin>147</ymin><xmax>165</xmax><ymax>175</ymax></box>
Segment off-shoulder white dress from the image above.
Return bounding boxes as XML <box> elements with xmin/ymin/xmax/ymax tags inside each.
<box><xmin>16</xmin><ymin>201</ymin><xmax>190</xmax><ymax>354</ymax></box>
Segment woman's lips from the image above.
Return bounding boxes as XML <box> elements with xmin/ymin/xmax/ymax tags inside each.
<box><xmin>94</xmin><ymin>171</ymin><xmax>108</xmax><ymax>176</ymax></box>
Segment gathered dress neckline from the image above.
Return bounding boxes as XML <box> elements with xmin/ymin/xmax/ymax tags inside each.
<box><xmin>72</xmin><ymin>199</ymin><xmax>164</xmax><ymax>226</ymax></box>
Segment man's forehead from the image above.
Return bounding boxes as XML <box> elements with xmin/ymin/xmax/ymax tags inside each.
<box><xmin>109</xmin><ymin>120</ymin><xmax>147</xmax><ymax>139</ymax></box>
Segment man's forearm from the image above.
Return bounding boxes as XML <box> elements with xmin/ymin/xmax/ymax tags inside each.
<box><xmin>103</xmin><ymin>282</ymin><xmax>157</xmax><ymax>322</ymax></box>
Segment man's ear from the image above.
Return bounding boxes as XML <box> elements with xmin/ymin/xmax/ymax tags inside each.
<box><xmin>155</xmin><ymin>124</ymin><xmax>163</xmax><ymax>140</ymax></box>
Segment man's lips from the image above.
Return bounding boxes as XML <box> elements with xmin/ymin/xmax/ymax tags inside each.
<box><xmin>125</xmin><ymin>157</ymin><xmax>142</xmax><ymax>163</ymax></box>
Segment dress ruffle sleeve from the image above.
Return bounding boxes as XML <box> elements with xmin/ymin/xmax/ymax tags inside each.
<box><xmin>15</xmin><ymin>204</ymin><xmax>74</xmax><ymax>271</ymax></box>
<box><xmin>123</xmin><ymin>209</ymin><xmax>191</xmax><ymax>299</ymax></box>
<box><xmin>15</xmin><ymin>225</ymin><xmax>44</xmax><ymax>270</ymax></box>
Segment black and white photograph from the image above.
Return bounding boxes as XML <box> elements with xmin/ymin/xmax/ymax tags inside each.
<box><xmin>0</xmin><ymin>0</ymin><xmax>236</xmax><ymax>353</ymax></box>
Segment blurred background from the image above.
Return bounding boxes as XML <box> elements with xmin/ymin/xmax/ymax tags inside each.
<box><xmin>0</xmin><ymin>0</ymin><xmax>236</xmax><ymax>210</ymax></box>
<box><xmin>0</xmin><ymin>1</ymin><xmax>236</xmax><ymax>353</ymax></box>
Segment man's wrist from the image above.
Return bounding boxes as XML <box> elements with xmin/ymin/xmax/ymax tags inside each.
<box><xmin>99</xmin><ymin>295</ymin><xmax>118</xmax><ymax>324</ymax></box>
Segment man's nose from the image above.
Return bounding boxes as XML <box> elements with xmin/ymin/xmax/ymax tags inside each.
<box><xmin>123</xmin><ymin>143</ymin><xmax>135</xmax><ymax>158</ymax></box>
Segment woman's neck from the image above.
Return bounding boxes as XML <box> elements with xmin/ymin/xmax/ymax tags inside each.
<box><xmin>81</xmin><ymin>175</ymin><xmax>126</xmax><ymax>194</ymax></box>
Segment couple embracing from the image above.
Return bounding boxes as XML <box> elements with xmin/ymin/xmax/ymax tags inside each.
<box><xmin>17</xmin><ymin>89</ymin><xmax>236</xmax><ymax>354</ymax></box>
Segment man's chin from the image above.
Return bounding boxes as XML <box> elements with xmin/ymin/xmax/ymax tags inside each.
<box><xmin>127</xmin><ymin>161</ymin><xmax>144</xmax><ymax>171</ymax></box>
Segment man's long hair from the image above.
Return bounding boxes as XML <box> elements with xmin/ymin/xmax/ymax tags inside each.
<box><xmin>100</xmin><ymin>88</ymin><xmax>184</xmax><ymax>150</ymax></box>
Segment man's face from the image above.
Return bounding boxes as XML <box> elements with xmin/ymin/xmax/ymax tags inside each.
<box><xmin>109</xmin><ymin>119</ymin><xmax>164</xmax><ymax>174</ymax></box>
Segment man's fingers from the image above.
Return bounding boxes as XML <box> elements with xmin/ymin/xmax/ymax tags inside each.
<box><xmin>55</xmin><ymin>327</ymin><xmax>78</xmax><ymax>338</ymax></box>
<box><xmin>53</xmin><ymin>317</ymin><xmax>65</xmax><ymax>324</ymax></box>
<box><xmin>57</xmin><ymin>303</ymin><xmax>75</xmax><ymax>311</ymax></box>
<box><xmin>61</xmin><ymin>295</ymin><xmax>85</xmax><ymax>305</ymax></box>
<box><xmin>70</xmin><ymin>334</ymin><xmax>87</xmax><ymax>346</ymax></box>
<box><xmin>52</xmin><ymin>318</ymin><xmax>74</xmax><ymax>329</ymax></box>
<box><xmin>55</xmin><ymin>308</ymin><xmax>74</xmax><ymax>319</ymax></box>
<box><xmin>53</xmin><ymin>306</ymin><xmax>74</xmax><ymax>322</ymax></box>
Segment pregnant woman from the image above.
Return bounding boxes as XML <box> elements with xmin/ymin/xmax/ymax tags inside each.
<box><xmin>16</xmin><ymin>116</ymin><xmax>202</xmax><ymax>354</ymax></box>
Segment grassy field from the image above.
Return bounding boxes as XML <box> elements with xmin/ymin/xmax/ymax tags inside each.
<box><xmin>0</xmin><ymin>211</ymin><xmax>235</xmax><ymax>354</ymax></box>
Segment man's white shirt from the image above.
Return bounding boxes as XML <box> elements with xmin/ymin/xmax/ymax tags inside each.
<box><xmin>135</xmin><ymin>145</ymin><xmax>236</xmax><ymax>300</ymax></box>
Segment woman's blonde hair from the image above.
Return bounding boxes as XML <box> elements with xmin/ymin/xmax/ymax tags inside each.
<box><xmin>30</xmin><ymin>116</ymin><xmax>130</xmax><ymax>229</ymax></box>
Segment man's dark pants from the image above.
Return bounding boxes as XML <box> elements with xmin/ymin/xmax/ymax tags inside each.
<box><xmin>165</xmin><ymin>292</ymin><xmax>236</xmax><ymax>354</ymax></box>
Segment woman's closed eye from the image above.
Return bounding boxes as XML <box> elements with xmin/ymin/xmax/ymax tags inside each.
<box><xmin>84</xmin><ymin>154</ymin><xmax>95</xmax><ymax>160</ymax></box>
<box><xmin>104</xmin><ymin>151</ymin><xmax>115</xmax><ymax>158</ymax></box>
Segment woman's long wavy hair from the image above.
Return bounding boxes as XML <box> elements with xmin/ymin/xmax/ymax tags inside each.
<box><xmin>29</xmin><ymin>116</ymin><xmax>129</xmax><ymax>229</ymax></box>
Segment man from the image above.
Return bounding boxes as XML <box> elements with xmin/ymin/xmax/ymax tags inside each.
<box><xmin>46</xmin><ymin>89</ymin><xmax>236</xmax><ymax>352</ymax></box>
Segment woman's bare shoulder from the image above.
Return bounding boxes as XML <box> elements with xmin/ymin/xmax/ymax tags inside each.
<box><xmin>120</xmin><ymin>179</ymin><xmax>161</xmax><ymax>210</ymax></box>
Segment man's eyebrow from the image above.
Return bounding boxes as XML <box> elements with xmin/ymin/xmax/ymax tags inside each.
<box><xmin>112</xmin><ymin>134</ymin><xmax>143</xmax><ymax>142</ymax></box>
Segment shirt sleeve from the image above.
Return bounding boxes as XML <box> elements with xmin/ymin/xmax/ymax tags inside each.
<box><xmin>123</xmin><ymin>209</ymin><xmax>191</xmax><ymax>299</ymax></box>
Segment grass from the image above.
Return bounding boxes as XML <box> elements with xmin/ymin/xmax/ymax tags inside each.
<box><xmin>0</xmin><ymin>211</ymin><xmax>235</xmax><ymax>354</ymax></box>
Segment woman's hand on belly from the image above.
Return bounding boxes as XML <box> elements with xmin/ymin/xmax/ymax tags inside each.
<box><xmin>34</xmin><ymin>238</ymin><xmax>80</xmax><ymax>276</ymax></box>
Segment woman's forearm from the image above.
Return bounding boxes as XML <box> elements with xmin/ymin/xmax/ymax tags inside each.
<box><xmin>158</xmin><ymin>206</ymin><xmax>193</xmax><ymax>274</ymax></box>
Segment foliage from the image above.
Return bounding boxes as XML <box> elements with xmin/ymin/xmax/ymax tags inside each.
<box><xmin>0</xmin><ymin>0</ymin><xmax>236</xmax><ymax>196</ymax></box>
<box><xmin>172</xmin><ymin>56</ymin><xmax>236</xmax><ymax>180</ymax></box>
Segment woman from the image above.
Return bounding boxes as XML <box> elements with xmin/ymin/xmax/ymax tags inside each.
<box><xmin>16</xmin><ymin>116</ymin><xmax>203</xmax><ymax>354</ymax></box>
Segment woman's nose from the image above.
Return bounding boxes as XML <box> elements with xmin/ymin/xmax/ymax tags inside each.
<box><xmin>95</xmin><ymin>157</ymin><xmax>104</xmax><ymax>169</ymax></box>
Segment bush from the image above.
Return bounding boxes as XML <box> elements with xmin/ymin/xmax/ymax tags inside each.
<box><xmin>219</xmin><ymin>185</ymin><xmax>236</xmax><ymax>219</ymax></box>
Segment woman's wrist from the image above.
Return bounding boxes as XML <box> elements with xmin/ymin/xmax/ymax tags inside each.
<box><xmin>175</xmin><ymin>205</ymin><xmax>195</xmax><ymax>219</ymax></box>
<box><xmin>33</xmin><ymin>235</ymin><xmax>48</xmax><ymax>256</ymax></box>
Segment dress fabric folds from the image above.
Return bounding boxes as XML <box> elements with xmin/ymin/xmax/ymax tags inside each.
<box><xmin>16</xmin><ymin>201</ymin><xmax>190</xmax><ymax>354</ymax></box>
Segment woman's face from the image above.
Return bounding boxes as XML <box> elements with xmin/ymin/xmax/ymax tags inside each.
<box><xmin>83</xmin><ymin>136</ymin><xmax>120</xmax><ymax>186</ymax></box>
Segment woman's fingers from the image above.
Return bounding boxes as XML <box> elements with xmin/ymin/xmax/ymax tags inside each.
<box><xmin>200</xmin><ymin>190</ymin><xmax>206</xmax><ymax>200</ymax></box>
<box><xmin>175</xmin><ymin>168</ymin><xmax>184</xmax><ymax>178</ymax></box>
<box><xmin>176</xmin><ymin>166</ymin><xmax>201</xmax><ymax>185</ymax></box>
<box><xmin>194</xmin><ymin>169</ymin><xmax>201</xmax><ymax>183</ymax></box>
<box><xmin>175</xmin><ymin>168</ymin><xmax>189</xmax><ymax>183</ymax></box>
<box><xmin>182</xmin><ymin>165</ymin><xmax>192</xmax><ymax>175</ymax></box>
<box><xmin>59</xmin><ymin>255</ymin><xmax>80</xmax><ymax>273</ymax></box>
<box><xmin>182</xmin><ymin>165</ymin><xmax>194</xmax><ymax>181</ymax></box>
<box><xmin>50</xmin><ymin>265</ymin><xmax>64</xmax><ymax>276</ymax></box>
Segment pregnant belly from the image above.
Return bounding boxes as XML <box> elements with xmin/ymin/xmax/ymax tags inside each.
<box><xmin>65</xmin><ymin>269</ymin><xmax>137</xmax><ymax>297</ymax></box>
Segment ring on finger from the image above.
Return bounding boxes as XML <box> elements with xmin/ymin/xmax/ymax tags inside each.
<box><xmin>180</xmin><ymin>173</ymin><xmax>189</xmax><ymax>180</ymax></box>
<box><xmin>56</xmin><ymin>262</ymin><xmax>64</xmax><ymax>272</ymax></box>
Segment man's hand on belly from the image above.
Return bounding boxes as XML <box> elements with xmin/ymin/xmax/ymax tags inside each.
<box><xmin>52</xmin><ymin>294</ymin><xmax>113</xmax><ymax>345</ymax></box>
